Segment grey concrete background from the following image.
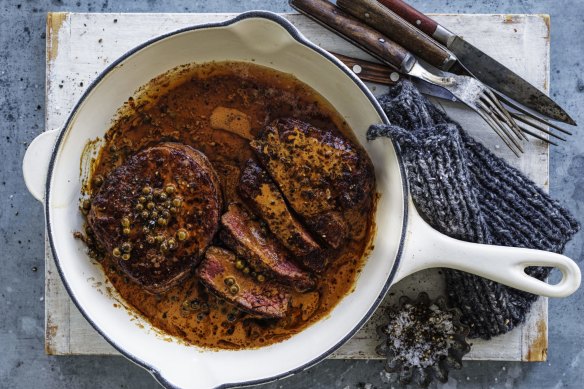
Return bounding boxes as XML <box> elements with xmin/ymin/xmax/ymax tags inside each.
<box><xmin>1</xmin><ymin>0</ymin><xmax>583</xmax><ymax>388</ymax></box>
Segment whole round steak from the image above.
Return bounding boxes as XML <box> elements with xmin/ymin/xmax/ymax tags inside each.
<box><xmin>88</xmin><ymin>143</ymin><xmax>223</xmax><ymax>294</ymax></box>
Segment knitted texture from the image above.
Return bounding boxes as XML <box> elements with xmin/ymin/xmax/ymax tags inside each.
<box><xmin>368</xmin><ymin>80</ymin><xmax>580</xmax><ymax>339</ymax></box>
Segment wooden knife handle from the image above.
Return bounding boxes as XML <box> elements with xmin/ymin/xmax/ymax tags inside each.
<box><xmin>377</xmin><ymin>0</ymin><xmax>438</xmax><ymax>37</ymax></box>
<box><xmin>331</xmin><ymin>52</ymin><xmax>398</xmax><ymax>86</ymax></box>
<box><xmin>337</xmin><ymin>0</ymin><xmax>455</xmax><ymax>70</ymax></box>
<box><xmin>290</xmin><ymin>0</ymin><xmax>416</xmax><ymax>72</ymax></box>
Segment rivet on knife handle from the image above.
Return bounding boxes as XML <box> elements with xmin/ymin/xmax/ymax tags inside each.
<box><xmin>377</xmin><ymin>0</ymin><xmax>454</xmax><ymax>45</ymax></box>
<box><xmin>289</xmin><ymin>0</ymin><xmax>416</xmax><ymax>73</ymax></box>
<box><xmin>337</xmin><ymin>0</ymin><xmax>456</xmax><ymax>70</ymax></box>
<box><xmin>331</xmin><ymin>52</ymin><xmax>399</xmax><ymax>86</ymax></box>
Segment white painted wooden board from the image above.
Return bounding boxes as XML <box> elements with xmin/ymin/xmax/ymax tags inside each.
<box><xmin>44</xmin><ymin>12</ymin><xmax>550</xmax><ymax>360</ymax></box>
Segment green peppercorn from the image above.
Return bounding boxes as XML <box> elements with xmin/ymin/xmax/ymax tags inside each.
<box><xmin>138</xmin><ymin>196</ymin><xmax>146</xmax><ymax>203</ymax></box>
<box><xmin>147</xmin><ymin>202</ymin><xmax>155</xmax><ymax>210</ymax></box>
<box><xmin>122</xmin><ymin>228</ymin><xmax>130</xmax><ymax>235</ymax></box>
<box><xmin>155</xmin><ymin>235</ymin><xmax>164</xmax><ymax>243</ymax></box>
<box><xmin>235</xmin><ymin>260</ymin><xmax>245</xmax><ymax>270</ymax></box>
<box><xmin>162</xmin><ymin>210</ymin><xmax>170</xmax><ymax>218</ymax></box>
<box><xmin>224</xmin><ymin>277</ymin><xmax>235</xmax><ymax>286</ymax></box>
<box><xmin>243</xmin><ymin>267</ymin><xmax>250</xmax><ymax>275</ymax></box>
<box><xmin>121</xmin><ymin>217</ymin><xmax>130</xmax><ymax>227</ymax></box>
<box><xmin>135</xmin><ymin>203</ymin><xmax>144</xmax><ymax>211</ymax></box>
<box><xmin>157</xmin><ymin>218</ymin><xmax>168</xmax><ymax>226</ymax></box>
<box><xmin>229</xmin><ymin>285</ymin><xmax>239</xmax><ymax>295</ymax></box>
<box><xmin>251</xmin><ymin>271</ymin><xmax>257</xmax><ymax>278</ymax></box>
<box><xmin>121</xmin><ymin>253</ymin><xmax>130</xmax><ymax>261</ymax></box>
<box><xmin>177</xmin><ymin>229</ymin><xmax>188</xmax><ymax>241</ymax></box>
<box><xmin>112</xmin><ymin>247</ymin><xmax>121</xmax><ymax>257</ymax></box>
<box><xmin>151</xmin><ymin>210</ymin><xmax>159</xmax><ymax>218</ymax></box>
<box><xmin>141</xmin><ymin>210</ymin><xmax>149</xmax><ymax>219</ymax></box>
<box><xmin>159</xmin><ymin>192</ymin><xmax>168</xmax><ymax>201</ymax></box>
<box><xmin>121</xmin><ymin>242</ymin><xmax>132</xmax><ymax>253</ymax></box>
<box><xmin>160</xmin><ymin>241</ymin><xmax>168</xmax><ymax>252</ymax></box>
<box><xmin>165</xmin><ymin>185</ymin><xmax>176</xmax><ymax>194</ymax></box>
<box><xmin>169</xmin><ymin>207</ymin><xmax>178</xmax><ymax>214</ymax></box>
<box><xmin>142</xmin><ymin>186</ymin><xmax>152</xmax><ymax>195</ymax></box>
<box><xmin>146</xmin><ymin>194</ymin><xmax>153</xmax><ymax>201</ymax></box>
<box><xmin>142</xmin><ymin>226</ymin><xmax>150</xmax><ymax>234</ymax></box>
<box><xmin>189</xmin><ymin>299</ymin><xmax>200</xmax><ymax>310</ymax></box>
<box><xmin>172</xmin><ymin>198</ymin><xmax>182</xmax><ymax>207</ymax></box>
<box><xmin>167</xmin><ymin>238</ymin><xmax>177</xmax><ymax>250</ymax></box>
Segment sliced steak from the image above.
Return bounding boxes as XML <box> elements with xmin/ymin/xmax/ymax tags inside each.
<box><xmin>296</xmin><ymin>249</ymin><xmax>334</xmax><ymax>274</ymax></box>
<box><xmin>250</xmin><ymin>118</ymin><xmax>374</xmax><ymax>248</ymax></box>
<box><xmin>305</xmin><ymin>211</ymin><xmax>348</xmax><ymax>249</ymax></box>
<box><xmin>198</xmin><ymin>247</ymin><xmax>289</xmax><ymax>319</ymax></box>
<box><xmin>88</xmin><ymin>143</ymin><xmax>223</xmax><ymax>294</ymax></box>
<box><xmin>238</xmin><ymin>159</ymin><xmax>320</xmax><ymax>256</ymax></box>
<box><xmin>220</xmin><ymin>203</ymin><xmax>315</xmax><ymax>292</ymax></box>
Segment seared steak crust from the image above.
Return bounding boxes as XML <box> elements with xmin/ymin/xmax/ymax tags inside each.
<box><xmin>251</xmin><ymin>118</ymin><xmax>374</xmax><ymax>248</ymax></box>
<box><xmin>88</xmin><ymin>143</ymin><xmax>222</xmax><ymax>294</ymax></box>
<box><xmin>220</xmin><ymin>203</ymin><xmax>315</xmax><ymax>292</ymax></box>
<box><xmin>238</xmin><ymin>159</ymin><xmax>320</xmax><ymax>256</ymax></box>
<box><xmin>198</xmin><ymin>247</ymin><xmax>290</xmax><ymax>318</ymax></box>
<box><xmin>305</xmin><ymin>211</ymin><xmax>349</xmax><ymax>250</ymax></box>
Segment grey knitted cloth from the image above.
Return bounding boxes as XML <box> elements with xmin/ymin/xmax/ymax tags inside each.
<box><xmin>368</xmin><ymin>80</ymin><xmax>580</xmax><ymax>339</ymax></box>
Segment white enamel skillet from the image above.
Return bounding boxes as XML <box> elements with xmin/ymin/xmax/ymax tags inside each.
<box><xmin>22</xmin><ymin>11</ymin><xmax>580</xmax><ymax>389</ymax></box>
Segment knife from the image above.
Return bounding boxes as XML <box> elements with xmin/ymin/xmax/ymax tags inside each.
<box><xmin>373</xmin><ymin>0</ymin><xmax>576</xmax><ymax>125</ymax></box>
<box><xmin>331</xmin><ymin>52</ymin><xmax>562</xmax><ymax>145</ymax></box>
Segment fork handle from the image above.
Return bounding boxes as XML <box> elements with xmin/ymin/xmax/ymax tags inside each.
<box><xmin>290</xmin><ymin>0</ymin><xmax>416</xmax><ymax>72</ymax></box>
<box><xmin>337</xmin><ymin>0</ymin><xmax>455</xmax><ymax>70</ymax></box>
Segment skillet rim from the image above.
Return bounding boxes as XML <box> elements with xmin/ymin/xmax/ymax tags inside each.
<box><xmin>44</xmin><ymin>10</ymin><xmax>410</xmax><ymax>389</ymax></box>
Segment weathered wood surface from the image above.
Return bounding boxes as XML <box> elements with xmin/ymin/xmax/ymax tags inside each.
<box><xmin>45</xmin><ymin>12</ymin><xmax>550</xmax><ymax>360</ymax></box>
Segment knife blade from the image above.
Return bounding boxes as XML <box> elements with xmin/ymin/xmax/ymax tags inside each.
<box><xmin>376</xmin><ymin>0</ymin><xmax>576</xmax><ymax>125</ymax></box>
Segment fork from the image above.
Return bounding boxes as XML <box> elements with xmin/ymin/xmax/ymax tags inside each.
<box><xmin>290</xmin><ymin>0</ymin><xmax>527</xmax><ymax>156</ymax></box>
<box><xmin>407</xmin><ymin>60</ymin><xmax>525</xmax><ymax>155</ymax></box>
<box><xmin>334</xmin><ymin>52</ymin><xmax>569</xmax><ymax>146</ymax></box>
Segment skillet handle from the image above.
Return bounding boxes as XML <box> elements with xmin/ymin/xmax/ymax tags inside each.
<box><xmin>395</xmin><ymin>198</ymin><xmax>581</xmax><ymax>298</ymax></box>
<box><xmin>22</xmin><ymin>129</ymin><xmax>59</xmax><ymax>202</ymax></box>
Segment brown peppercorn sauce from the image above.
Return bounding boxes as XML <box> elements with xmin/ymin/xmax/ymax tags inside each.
<box><xmin>87</xmin><ymin>61</ymin><xmax>375</xmax><ymax>350</ymax></box>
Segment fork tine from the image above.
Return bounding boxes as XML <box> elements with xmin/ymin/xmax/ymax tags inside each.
<box><xmin>485</xmin><ymin>96</ymin><xmax>527</xmax><ymax>143</ymax></box>
<box><xmin>515</xmin><ymin>123</ymin><xmax>559</xmax><ymax>146</ymax></box>
<box><xmin>490</xmin><ymin>110</ymin><xmax>525</xmax><ymax>153</ymax></box>
<box><xmin>491</xmin><ymin>109</ymin><xmax>558</xmax><ymax>145</ymax></box>
<box><xmin>476</xmin><ymin>104</ymin><xmax>522</xmax><ymax>157</ymax></box>
<box><xmin>484</xmin><ymin>89</ymin><xmax>528</xmax><ymax>141</ymax></box>
<box><xmin>510</xmin><ymin>113</ymin><xmax>568</xmax><ymax>141</ymax></box>
<box><xmin>478</xmin><ymin>100</ymin><xmax>524</xmax><ymax>153</ymax></box>
<box><xmin>493</xmin><ymin>91</ymin><xmax>573</xmax><ymax>135</ymax></box>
